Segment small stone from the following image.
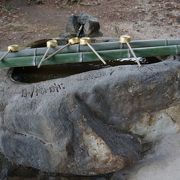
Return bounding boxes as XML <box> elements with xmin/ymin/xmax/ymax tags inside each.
<box><xmin>65</xmin><ymin>15</ymin><xmax>79</xmax><ymax>35</ymax></box>
<box><xmin>64</xmin><ymin>13</ymin><xmax>102</xmax><ymax>37</ymax></box>
<box><xmin>84</xmin><ymin>19</ymin><xmax>100</xmax><ymax>36</ymax></box>
<box><xmin>78</xmin><ymin>13</ymin><xmax>92</xmax><ymax>25</ymax></box>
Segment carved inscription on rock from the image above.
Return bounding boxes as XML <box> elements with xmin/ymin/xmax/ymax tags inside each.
<box><xmin>21</xmin><ymin>83</ymin><xmax>65</xmax><ymax>98</ymax></box>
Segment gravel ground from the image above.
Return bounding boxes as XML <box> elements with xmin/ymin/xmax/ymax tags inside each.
<box><xmin>0</xmin><ymin>0</ymin><xmax>179</xmax><ymax>50</ymax></box>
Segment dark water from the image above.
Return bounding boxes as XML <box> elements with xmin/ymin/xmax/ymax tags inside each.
<box><xmin>11</xmin><ymin>57</ymin><xmax>161</xmax><ymax>84</ymax></box>
<box><xmin>11</xmin><ymin>63</ymin><xmax>106</xmax><ymax>83</ymax></box>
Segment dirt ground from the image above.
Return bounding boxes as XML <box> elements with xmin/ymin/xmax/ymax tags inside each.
<box><xmin>0</xmin><ymin>0</ymin><xmax>180</xmax><ymax>50</ymax></box>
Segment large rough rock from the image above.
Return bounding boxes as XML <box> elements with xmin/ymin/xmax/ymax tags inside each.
<box><xmin>0</xmin><ymin>58</ymin><xmax>179</xmax><ymax>176</ymax></box>
<box><xmin>127</xmin><ymin>133</ymin><xmax>180</xmax><ymax>180</ymax></box>
<box><xmin>109</xmin><ymin>104</ymin><xmax>180</xmax><ymax>180</ymax></box>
